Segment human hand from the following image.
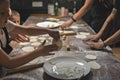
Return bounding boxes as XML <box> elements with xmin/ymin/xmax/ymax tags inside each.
<box><xmin>61</xmin><ymin>20</ymin><xmax>73</xmax><ymax>30</ymax></box>
<box><xmin>83</xmin><ymin>34</ymin><xmax>99</xmax><ymax>42</ymax></box>
<box><xmin>85</xmin><ymin>41</ymin><xmax>105</xmax><ymax>49</ymax></box>
<box><xmin>37</xmin><ymin>44</ymin><xmax>58</xmax><ymax>56</ymax></box>
<box><xmin>9</xmin><ymin>32</ymin><xmax>29</xmax><ymax>43</ymax></box>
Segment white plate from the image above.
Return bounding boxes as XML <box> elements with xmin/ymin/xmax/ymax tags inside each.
<box><xmin>36</xmin><ymin>21</ymin><xmax>60</xmax><ymax>28</ymax></box>
<box><xmin>43</xmin><ymin>56</ymin><xmax>90</xmax><ymax>79</ymax></box>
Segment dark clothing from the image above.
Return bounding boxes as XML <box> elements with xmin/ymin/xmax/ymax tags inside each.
<box><xmin>101</xmin><ymin>0</ymin><xmax>120</xmax><ymax>47</ymax></box>
<box><xmin>0</xmin><ymin>27</ymin><xmax>12</xmax><ymax>54</ymax></box>
<box><xmin>109</xmin><ymin>0</ymin><xmax>120</xmax><ymax>47</ymax></box>
<box><xmin>114</xmin><ymin>0</ymin><xmax>120</xmax><ymax>27</ymax></box>
<box><xmin>90</xmin><ymin>0</ymin><xmax>113</xmax><ymax>33</ymax></box>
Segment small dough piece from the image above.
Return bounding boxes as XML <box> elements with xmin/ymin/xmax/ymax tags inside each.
<box><xmin>85</xmin><ymin>55</ymin><xmax>97</xmax><ymax>60</ymax></box>
<box><xmin>19</xmin><ymin>42</ymin><xmax>30</xmax><ymax>46</ymax></box>
<box><xmin>59</xmin><ymin>30</ymin><xmax>76</xmax><ymax>35</ymax></box>
<box><xmin>31</xmin><ymin>42</ymin><xmax>41</xmax><ymax>47</ymax></box>
<box><xmin>29</xmin><ymin>36</ymin><xmax>38</xmax><ymax>39</ymax></box>
<box><xmin>79</xmin><ymin>32</ymin><xmax>90</xmax><ymax>36</ymax></box>
<box><xmin>22</xmin><ymin>46</ymin><xmax>35</xmax><ymax>53</ymax></box>
<box><xmin>75</xmin><ymin>35</ymin><xmax>87</xmax><ymax>39</ymax></box>
<box><xmin>52</xmin><ymin>39</ymin><xmax>62</xmax><ymax>50</ymax></box>
<box><xmin>46</xmin><ymin>18</ymin><xmax>60</xmax><ymax>22</ymax></box>
<box><xmin>38</xmin><ymin>37</ymin><xmax>46</xmax><ymax>40</ymax></box>
<box><xmin>70</xmin><ymin>26</ymin><xmax>79</xmax><ymax>29</ymax></box>
<box><xmin>87</xmin><ymin>61</ymin><xmax>101</xmax><ymax>69</ymax></box>
<box><xmin>79</xmin><ymin>24</ymin><xmax>85</xmax><ymax>27</ymax></box>
<box><xmin>57</xmin><ymin>21</ymin><xmax>65</xmax><ymax>25</ymax></box>
<box><xmin>30</xmin><ymin>38</ymin><xmax>38</xmax><ymax>42</ymax></box>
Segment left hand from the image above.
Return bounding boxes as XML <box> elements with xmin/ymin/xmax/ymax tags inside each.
<box><xmin>85</xmin><ymin>41</ymin><xmax>105</xmax><ymax>49</ymax></box>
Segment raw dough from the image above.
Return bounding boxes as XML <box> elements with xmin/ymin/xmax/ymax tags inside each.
<box><xmin>85</xmin><ymin>55</ymin><xmax>97</xmax><ymax>60</ymax></box>
<box><xmin>79</xmin><ymin>32</ymin><xmax>90</xmax><ymax>36</ymax></box>
<box><xmin>87</xmin><ymin>61</ymin><xmax>101</xmax><ymax>69</ymax></box>
<box><xmin>70</xmin><ymin>26</ymin><xmax>79</xmax><ymax>29</ymax></box>
<box><xmin>19</xmin><ymin>42</ymin><xmax>30</xmax><ymax>46</ymax></box>
<box><xmin>46</xmin><ymin>18</ymin><xmax>60</xmax><ymax>22</ymax></box>
<box><xmin>59</xmin><ymin>30</ymin><xmax>76</xmax><ymax>35</ymax></box>
<box><xmin>29</xmin><ymin>36</ymin><xmax>38</xmax><ymax>39</ymax></box>
<box><xmin>79</xmin><ymin>24</ymin><xmax>85</xmax><ymax>27</ymax></box>
<box><xmin>22</xmin><ymin>46</ymin><xmax>35</xmax><ymax>53</ymax></box>
<box><xmin>75</xmin><ymin>35</ymin><xmax>87</xmax><ymax>39</ymax></box>
<box><xmin>57</xmin><ymin>21</ymin><xmax>65</xmax><ymax>25</ymax></box>
<box><xmin>30</xmin><ymin>38</ymin><xmax>38</xmax><ymax>42</ymax></box>
<box><xmin>31</xmin><ymin>42</ymin><xmax>41</xmax><ymax>47</ymax></box>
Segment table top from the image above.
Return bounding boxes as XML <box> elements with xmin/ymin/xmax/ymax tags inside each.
<box><xmin>1</xmin><ymin>14</ymin><xmax>120</xmax><ymax>80</ymax></box>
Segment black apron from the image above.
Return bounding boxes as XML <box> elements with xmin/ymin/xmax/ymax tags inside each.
<box><xmin>0</xmin><ymin>27</ymin><xmax>13</xmax><ymax>54</ymax></box>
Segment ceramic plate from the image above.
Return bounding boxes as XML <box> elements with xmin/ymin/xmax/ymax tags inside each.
<box><xmin>36</xmin><ymin>21</ymin><xmax>60</xmax><ymax>28</ymax></box>
<box><xmin>43</xmin><ymin>56</ymin><xmax>90</xmax><ymax>79</ymax></box>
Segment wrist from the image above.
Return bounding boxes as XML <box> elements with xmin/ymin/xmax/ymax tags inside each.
<box><xmin>103</xmin><ymin>41</ymin><xmax>107</xmax><ymax>47</ymax></box>
<box><xmin>71</xmin><ymin>16</ymin><xmax>76</xmax><ymax>22</ymax></box>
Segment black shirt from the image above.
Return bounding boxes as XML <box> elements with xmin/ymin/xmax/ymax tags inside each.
<box><xmin>90</xmin><ymin>0</ymin><xmax>113</xmax><ymax>33</ymax></box>
<box><xmin>0</xmin><ymin>27</ymin><xmax>12</xmax><ymax>54</ymax></box>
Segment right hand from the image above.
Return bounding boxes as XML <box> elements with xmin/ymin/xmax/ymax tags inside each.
<box><xmin>61</xmin><ymin>19</ymin><xmax>73</xmax><ymax>30</ymax></box>
<box><xmin>83</xmin><ymin>34</ymin><xmax>100</xmax><ymax>42</ymax></box>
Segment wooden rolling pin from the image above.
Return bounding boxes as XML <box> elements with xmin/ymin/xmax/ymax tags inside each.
<box><xmin>59</xmin><ymin>30</ymin><xmax>76</xmax><ymax>36</ymax></box>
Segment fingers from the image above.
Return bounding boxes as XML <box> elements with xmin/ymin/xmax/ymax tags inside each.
<box><xmin>86</xmin><ymin>41</ymin><xmax>104</xmax><ymax>49</ymax></box>
<box><xmin>18</xmin><ymin>34</ymin><xmax>29</xmax><ymax>41</ymax></box>
<box><xmin>14</xmin><ymin>34</ymin><xmax>29</xmax><ymax>42</ymax></box>
<box><xmin>61</xmin><ymin>25</ymin><xmax>65</xmax><ymax>30</ymax></box>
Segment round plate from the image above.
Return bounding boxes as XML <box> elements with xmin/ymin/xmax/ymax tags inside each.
<box><xmin>43</xmin><ymin>56</ymin><xmax>90</xmax><ymax>79</ymax></box>
<box><xmin>36</xmin><ymin>21</ymin><xmax>59</xmax><ymax>28</ymax></box>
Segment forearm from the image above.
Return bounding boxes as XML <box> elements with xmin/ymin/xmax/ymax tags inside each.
<box><xmin>4</xmin><ymin>46</ymin><xmax>45</xmax><ymax>68</ymax></box>
<box><xmin>104</xmin><ymin>29</ymin><xmax>120</xmax><ymax>46</ymax></box>
<box><xmin>98</xmin><ymin>8</ymin><xmax>117</xmax><ymax>37</ymax></box>
<box><xmin>72</xmin><ymin>0</ymin><xmax>94</xmax><ymax>21</ymax></box>
<box><xmin>24</xmin><ymin>27</ymin><xmax>53</xmax><ymax>36</ymax></box>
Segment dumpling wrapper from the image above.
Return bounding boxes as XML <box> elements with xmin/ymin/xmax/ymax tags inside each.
<box><xmin>87</xmin><ymin>61</ymin><xmax>101</xmax><ymax>69</ymax></box>
<box><xmin>22</xmin><ymin>46</ymin><xmax>35</xmax><ymax>53</ymax></box>
<box><xmin>75</xmin><ymin>35</ymin><xmax>87</xmax><ymax>39</ymax></box>
<box><xmin>85</xmin><ymin>55</ymin><xmax>97</xmax><ymax>60</ymax></box>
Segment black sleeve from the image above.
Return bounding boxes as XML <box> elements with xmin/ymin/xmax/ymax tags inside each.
<box><xmin>114</xmin><ymin>0</ymin><xmax>120</xmax><ymax>9</ymax></box>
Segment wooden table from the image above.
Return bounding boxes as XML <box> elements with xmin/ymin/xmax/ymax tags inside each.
<box><xmin>1</xmin><ymin>14</ymin><xmax>120</xmax><ymax>80</ymax></box>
